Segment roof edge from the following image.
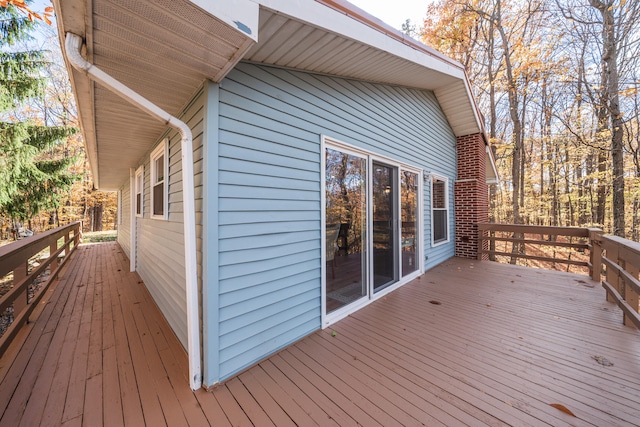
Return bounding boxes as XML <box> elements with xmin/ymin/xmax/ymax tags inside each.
<box><xmin>311</xmin><ymin>0</ymin><xmax>487</xmax><ymax>138</ymax></box>
<box><xmin>314</xmin><ymin>0</ymin><xmax>465</xmax><ymax>71</ymax></box>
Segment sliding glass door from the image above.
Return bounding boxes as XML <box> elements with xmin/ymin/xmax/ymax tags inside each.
<box><xmin>372</xmin><ymin>162</ymin><xmax>398</xmax><ymax>292</ymax></box>
<box><xmin>401</xmin><ymin>171</ymin><xmax>419</xmax><ymax>276</ymax></box>
<box><xmin>324</xmin><ymin>141</ymin><xmax>421</xmax><ymax>321</ymax></box>
<box><xmin>325</xmin><ymin>148</ymin><xmax>367</xmax><ymax>314</ymax></box>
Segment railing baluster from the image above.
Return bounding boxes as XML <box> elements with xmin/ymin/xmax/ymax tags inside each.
<box><xmin>588</xmin><ymin>228</ymin><xmax>603</xmax><ymax>281</ymax></box>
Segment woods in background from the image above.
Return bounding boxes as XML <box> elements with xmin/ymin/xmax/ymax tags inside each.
<box><xmin>420</xmin><ymin>0</ymin><xmax>640</xmax><ymax>240</ymax></box>
<box><xmin>0</xmin><ymin>5</ymin><xmax>116</xmax><ymax>240</ymax></box>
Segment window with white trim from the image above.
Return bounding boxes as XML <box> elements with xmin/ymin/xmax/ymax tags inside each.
<box><xmin>150</xmin><ymin>139</ymin><xmax>168</xmax><ymax>220</ymax></box>
<box><xmin>431</xmin><ymin>175</ymin><xmax>449</xmax><ymax>246</ymax></box>
<box><xmin>135</xmin><ymin>166</ymin><xmax>144</xmax><ymax>217</ymax></box>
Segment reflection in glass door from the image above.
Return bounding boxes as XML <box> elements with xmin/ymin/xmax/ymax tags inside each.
<box><xmin>401</xmin><ymin>171</ymin><xmax>419</xmax><ymax>276</ymax></box>
<box><xmin>372</xmin><ymin>162</ymin><xmax>398</xmax><ymax>292</ymax></box>
<box><xmin>324</xmin><ymin>142</ymin><xmax>422</xmax><ymax>321</ymax></box>
<box><xmin>325</xmin><ymin>148</ymin><xmax>367</xmax><ymax>314</ymax></box>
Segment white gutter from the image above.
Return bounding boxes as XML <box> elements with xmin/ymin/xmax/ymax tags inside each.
<box><xmin>65</xmin><ymin>33</ymin><xmax>202</xmax><ymax>390</ymax></box>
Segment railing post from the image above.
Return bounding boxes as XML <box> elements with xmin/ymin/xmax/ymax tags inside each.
<box><xmin>63</xmin><ymin>232</ymin><xmax>70</xmax><ymax>258</ymax></box>
<box><xmin>12</xmin><ymin>262</ymin><xmax>28</xmax><ymax>318</ymax></box>
<box><xmin>588</xmin><ymin>228</ymin><xmax>603</xmax><ymax>281</ymax></box>
<box><xmin>50</xmin><ymin>240</ymin><xmax>58</xmax><ymax>271</ymax></box>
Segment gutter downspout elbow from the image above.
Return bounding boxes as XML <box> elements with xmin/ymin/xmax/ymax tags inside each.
<box><xmin>65</xmin><ymin>32</ymin><xmax>202</xmax><ymax>390</ymax></box>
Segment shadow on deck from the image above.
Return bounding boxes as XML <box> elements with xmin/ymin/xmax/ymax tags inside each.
<box><xmin>0</xmin><ymin>242</ymin><xmax>638</xmax><ymax>426</ymax></box>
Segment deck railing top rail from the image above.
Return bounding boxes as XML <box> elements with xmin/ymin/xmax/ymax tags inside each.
<box><xmin>0</xmin><ymin>222</ymin><xmax>80</xmax><ymax>278</ymax></box>
<box><xmin>477</xmin><ymin>223</ymin><xmax>590</xmax><ymax>237</ymax></box>
<box><xmin>0</xmin><ymin>222</ymin><xmax>81</xmax><ymax>356</ymax></box>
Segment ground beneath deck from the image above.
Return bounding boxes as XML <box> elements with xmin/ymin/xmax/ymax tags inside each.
<box><xmin>0</xmin><ymin>242</ymin><xmax>638</xmax><ymax>426</ymax></box>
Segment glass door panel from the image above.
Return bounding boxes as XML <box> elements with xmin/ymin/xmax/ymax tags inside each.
<box><xmin>372</xmin><ymin>162</ymin><xmax>398</xmax><ymax>292</ymax></box>
<box><xmin>401</xmin><ymin>170</ymin><xmax>419</xmax><ymax>276</ymax></box>
<box><xmin>325</xmin><ymin>148</ymin><xmax>367</xmax><ymax>313</ymax></box>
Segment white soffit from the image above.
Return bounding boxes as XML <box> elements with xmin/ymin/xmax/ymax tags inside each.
<box><xmin>248</xmin><ymin>2</ymin><xmax>483</xmax><ymax>137</ymax></box>
<box><xmin>56</xmin><ymin>0</ymin><xmax>257</xmax><ymax>190</ymax></box>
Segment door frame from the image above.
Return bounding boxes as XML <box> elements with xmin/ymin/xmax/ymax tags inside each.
<box><xmin>321</xmin><ymin>136</ymin><xmax>424</xmax><ymax>328</ymax></box>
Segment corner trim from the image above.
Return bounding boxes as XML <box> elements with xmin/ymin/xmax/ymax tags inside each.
<box><xmin>202</xmin><ymin>81</ymin><xmax>220</xmax><ymax>387</ymax></box>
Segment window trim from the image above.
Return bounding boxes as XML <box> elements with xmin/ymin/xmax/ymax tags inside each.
<box><xmin>430</xmin><ymin>173</ymin><xmax>449</xmax><ymax>247</ymax></box>
<box><xmin>135</xmin><ymin>165</ymin><xmax>144</xmax><ymax>218</ymax></box>
<box><xmin>150</xmin><ymin>139</ymin><xmax>168</xmax><ymax>220</ymax></box>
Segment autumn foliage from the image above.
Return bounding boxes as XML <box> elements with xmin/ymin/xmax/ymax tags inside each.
<box><xmin>0</xmin><ymin>5</ymin><xmax>116</xmax><ymax>240</ymax></box>
<box><xmin>421</xmin><ymin>0</ymin><xmax>640</xmax><ymax>241</ymax></box>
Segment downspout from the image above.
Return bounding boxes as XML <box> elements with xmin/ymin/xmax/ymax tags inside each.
<box><xmin>64</xmin><ymin>33</ymin><xmax>202</xmax><ymax>390</ymax></box>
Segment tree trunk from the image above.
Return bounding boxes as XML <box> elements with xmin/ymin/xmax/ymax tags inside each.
<box><xmin>90</xmin><ymin>204</ymin><xmax>104</xmax><ymax>232</ymax></box>
<box><xmin>590</xmin><ymin>0</ymin><xmax>625</xmax><ymax>236</ymax></box>
<box><xmin>491</xmin><ymin>0</ymin><xmax>523</xmax><ymax>263</ymax></box>
<box><xmin>633</xmin><ymin>196</ymin><xmax>639</xmax><ymax>242</ymax></box>
<box><xmin>596</xmin><ymin>150</ymin><xmax>607</xmax><ymax>226</ymax></box>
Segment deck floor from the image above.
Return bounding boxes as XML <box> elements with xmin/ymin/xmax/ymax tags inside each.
<box><xmin>0</xmin><ymin>242</ymin><xmax>639</xmax><ymax>426</ymax></box>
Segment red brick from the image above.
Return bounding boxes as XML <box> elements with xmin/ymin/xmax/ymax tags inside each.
<box><xmin>455</xmin><ymin>133</ymin><xmax>489</xmax><ymax>259</ymax></box>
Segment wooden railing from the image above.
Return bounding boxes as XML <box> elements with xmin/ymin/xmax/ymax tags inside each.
<box><xmin>477</xmin><ymin>223</ymin><xmax>602</xmax><ymax>276</ymax></box>
<box><xmin>600</xmin><ymin>236</ymin><xmax>640</xmax><ymax>329</ymax></box>
<box><xmin>0</xmin><ymin>222</ymin><xmax>81</xmax><ymax>355</ymax></box>
<box><xmin>477</xmin><ymin>223</ymin><xmax>640</xmax><ymax>329</ymax></box>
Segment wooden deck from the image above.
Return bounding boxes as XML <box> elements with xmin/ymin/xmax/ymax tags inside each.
<box><xmin>1</xmin><ymin>242</ymin><xmax>639</xmax><ymax>426</ymax></box>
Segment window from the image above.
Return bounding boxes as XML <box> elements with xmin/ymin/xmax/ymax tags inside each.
<box><xmin>431</xmin><ymin>175</ymin><xmax>449</xmax><ymax>246</ymax></box>
<box><xmin>150</xmin><ymin>139</ymin><xmax>168</xmax><ymax>219</ymax></box>
<box><xmin>135</xmin><ymin>166</ymin><xmax>144</xmax><ymax>217</ymax></box>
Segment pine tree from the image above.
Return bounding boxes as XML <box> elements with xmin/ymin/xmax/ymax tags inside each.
<box><xmin>0</xmin><ymin>4</ymin><xmax>77</xmax><ymax>232</ymax></box>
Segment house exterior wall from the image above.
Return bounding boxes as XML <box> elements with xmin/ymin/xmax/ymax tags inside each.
<box><xmin>116</xmin><ymin>87</ymin><xmax>206</xmax><ymax>349</ymax></box>
<box><xmin>454</xmin><ymin>133</ymin><xmax>489</xmax><ymax>258</ymax></box>
<box><xmin>212</xmin><ymin>62</ymin><xmax>458</xmax><ymax>382</ymax></box>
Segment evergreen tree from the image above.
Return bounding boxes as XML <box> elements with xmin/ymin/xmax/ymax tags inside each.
<box><xmin>0</xmin><ymin>4</ymin><xmax>77</xmax><ymax>230</ymax></box>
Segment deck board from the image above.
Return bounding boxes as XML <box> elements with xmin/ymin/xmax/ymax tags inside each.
<box><xmin>0</xmin><ymin>242</ymin><xmax>639</xmax><ymax>426</ymax></box>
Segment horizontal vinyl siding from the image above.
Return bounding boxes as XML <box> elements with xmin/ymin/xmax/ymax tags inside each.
<box><xmin>135</xmin><ymin>87</ymin><xmax>205</xmax><ymax>349</ymax></box>
<box><xmin>216</xmin><ymin>62</ymin><xmax>457</xmax><ymax>379</ymax></box>
<box><xmin>117</xmin><ymin>184</ymin><xmax>131</xmax><ymax>258</ymax></box>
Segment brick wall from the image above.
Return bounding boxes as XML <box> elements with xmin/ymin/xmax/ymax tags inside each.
<box><xmin>454</xmin><ymin>133</ymin><xmax>489</xmax><ymax>259</ymax></box>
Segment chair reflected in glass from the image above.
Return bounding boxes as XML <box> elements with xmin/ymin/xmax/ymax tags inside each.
<box><xmin>325</xmin><ymin>224</ymin><xmax>341</xmax><ymax>279</ymax></box>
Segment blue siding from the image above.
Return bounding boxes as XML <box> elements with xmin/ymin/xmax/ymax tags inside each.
<box><xmin>215</xmin><ymin>62</ymin><xmax>457</xmax><ymax>380</ymax></box>
<box><xmin>135</xmin><ymin>87</ymin><xmax>206</xmax><ymax>349</ymax></box>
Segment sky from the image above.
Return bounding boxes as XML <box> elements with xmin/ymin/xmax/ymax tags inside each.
<box><xmin>348</xmin><ymin>0</ymin><xmax>432</xmax><ymax>31</ymax></box>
